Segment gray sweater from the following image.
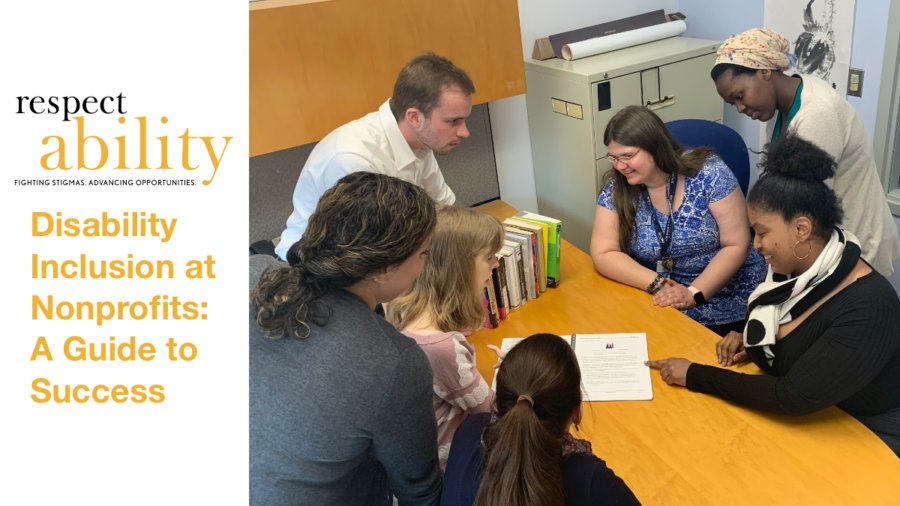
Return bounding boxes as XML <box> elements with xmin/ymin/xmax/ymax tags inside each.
<box><xmin>249</xmin><ymin>255</ymin><xmax>441</xmax><ymax>505</ymax></box>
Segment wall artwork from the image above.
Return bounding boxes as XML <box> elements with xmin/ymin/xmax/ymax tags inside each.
<box><xmin>765</xmin><ymin>0</ymin><xmax>856</xmax><ymax>95</ymax></box>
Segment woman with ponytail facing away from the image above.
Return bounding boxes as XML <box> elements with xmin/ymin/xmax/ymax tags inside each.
<box><xmin>441</xmin><ymin>333</ymin><xmax>639</xmax><ymax>505</ymax></box>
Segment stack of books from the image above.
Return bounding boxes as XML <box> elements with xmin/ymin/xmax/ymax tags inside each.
<box><xmin>483</xmin><ymin>211</ymin><xmax>562</xmax><ymax>328</ymax></box>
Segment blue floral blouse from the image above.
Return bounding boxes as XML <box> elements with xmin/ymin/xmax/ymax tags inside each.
<box><xmin>597</xmin><ymin>155</ymin><xmax>766</xmax><ymax>326</ymax></box>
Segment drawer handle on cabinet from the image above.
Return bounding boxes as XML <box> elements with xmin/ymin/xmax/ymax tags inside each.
<box><xmin>646</xmin><ymin>95</ymin><xmax>676</xmax><ymax>110</ymax></box>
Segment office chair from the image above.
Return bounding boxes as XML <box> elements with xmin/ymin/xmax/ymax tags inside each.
<box><xmin>249</xmin><ymin>239</ymin><xmax>278</xmax><ymax>258</ymax></box>
<box><xmin>665</xmin><ymin>119</ymin><xmax>750</xmax><ymax>196</ymax></box>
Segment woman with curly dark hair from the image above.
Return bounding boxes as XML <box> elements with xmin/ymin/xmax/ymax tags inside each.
<box><xmin>249</xmin><ymin>171</ymin><xmax>441</xmax><ymax>505</ymax></box>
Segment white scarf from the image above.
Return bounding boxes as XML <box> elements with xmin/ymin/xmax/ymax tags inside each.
<box><xmin>743</xmin><ymin>229</ymin><xmax>860</xmax><ymax>359</ymax></box>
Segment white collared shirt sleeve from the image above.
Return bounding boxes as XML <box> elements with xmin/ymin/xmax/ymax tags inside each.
<box><xmin>274</xmin><ymin>99</ymin><xmax>458</xmax><ymax>259</ymax></box>
<box><xmin>418</xmin><ymin>154</ymin><xmax>456</xmax><ymax>206</ymax></box>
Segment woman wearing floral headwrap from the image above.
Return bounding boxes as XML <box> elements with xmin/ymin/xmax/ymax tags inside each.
<box><xmin>710</xmin><ymin>27</ymin><xmax>900</xmax><ymax>277</ymax></box>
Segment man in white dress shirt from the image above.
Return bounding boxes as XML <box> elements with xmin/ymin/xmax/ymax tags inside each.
<box><xmin>275</xmin><ymin>52</ymin><xmax>474</xmax><ymax>260</ymax></box>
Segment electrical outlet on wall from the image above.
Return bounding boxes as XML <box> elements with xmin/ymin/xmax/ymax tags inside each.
<box><xmin>848</xmin><ymin>68</ymin><xmax>864</xmax><ymax>98</ymax></box>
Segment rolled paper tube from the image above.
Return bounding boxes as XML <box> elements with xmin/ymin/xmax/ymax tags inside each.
<box><xmin>561</xmin><ymin>19</ymin><xmax>687</xmax><ymax>61</ymax></box>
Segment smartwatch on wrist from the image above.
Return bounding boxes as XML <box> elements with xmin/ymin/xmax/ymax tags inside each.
<box><xmin>688</xmin><ymin>285</ymin><xmax>706</xmax><ymax>306</ymax></box>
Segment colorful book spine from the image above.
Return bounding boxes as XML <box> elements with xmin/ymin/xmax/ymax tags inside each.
<box><xmin>482</xmin><ymin>287</ymin><xmax>496</xmax><ymax>329</ymax></box>
<box><xmin>510</xmin><ymin>242</ymin><xmax>527</xmax><ymax>303</ymax></box>
<box><xmin>499</xmin><ymin>247</ymin><xmax>520</xmax><ymax>308</ymax></box>
<box><xmin>505</xmin><ymin>219</ymin><xmax>544</xmax><ymax>293</ymax></box>
<box><xmin>491</xmin><ymin>264</ymin><xmax>508</xmax><ymax>321</ymax></box>
<box><xmin>504</xmin><ymin>229</ymin><xmax>536</xmax><ymax>300</ymax></box>
<box><xmin>514</xmin><ymin>211</ymin><xmax>562</xmax><ymax>287</ymax></box>
<box><xmin>486</xmin><ymin>279</ymin><xmax>500</xmax><ymax>327</ymax></box>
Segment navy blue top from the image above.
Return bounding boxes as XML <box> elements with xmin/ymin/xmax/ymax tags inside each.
<box><xmin>598</xmin><ymin>155</ymin><xmax>766</xmax><ymax>326</ymax></box>
<box><xmin>441</xmin><ymin>413</ymin><xmax>640</xmax><ymax>505</ymax></box>
<box><xmin>687</xmin><ymin>271</ymin><xmax>900</xmax><ymax>418</ymax></box>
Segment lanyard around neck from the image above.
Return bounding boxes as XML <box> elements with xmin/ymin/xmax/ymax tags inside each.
<box><xmin>641</xmin><ymin>172</ymin><xmax>677</xmax><ymax>258</ymax></box>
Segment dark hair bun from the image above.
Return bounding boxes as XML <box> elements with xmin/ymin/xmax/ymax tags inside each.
<box><xmin>761</xmin><ymin>133</ymin><xmax>836</xmax><ymax>182</ymax></box>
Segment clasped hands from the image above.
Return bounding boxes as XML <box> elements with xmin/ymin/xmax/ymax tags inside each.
<box><xmin>715</xmin><ymin>330</ymin><xmax>747</xmax><ymax>366</ymax></box>
<box><xmin>652</xmin><ymin>279</ymin><xmax>694</xmax><ymax>309</ymax></box>
<box><xmin>646</xmin><ymin>331</ymin><xmax>749</xmax><ymax>387</ymax></box>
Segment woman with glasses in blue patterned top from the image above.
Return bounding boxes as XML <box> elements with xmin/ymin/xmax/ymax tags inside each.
<box><xmin>591</xmin><ymin>105</ymin><xmax>765</xmax><ymax>336</ymax></box>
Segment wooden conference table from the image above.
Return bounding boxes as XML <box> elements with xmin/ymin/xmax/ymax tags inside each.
<box><xmin>471</xmin><ymin>200</ymin><xmax>900</xmax><ymax>505</ymax></box>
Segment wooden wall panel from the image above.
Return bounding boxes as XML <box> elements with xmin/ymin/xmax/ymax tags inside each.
<box><xmin>250</xmin><ymin>0</ymin><xmax>525</xmax><ymax>156</ymax></box>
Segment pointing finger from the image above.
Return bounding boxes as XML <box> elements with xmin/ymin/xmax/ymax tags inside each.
<box><xmin>645</xmin><ymin>359</ymin><xmax>666</xmax><ymax>369</ymax></box>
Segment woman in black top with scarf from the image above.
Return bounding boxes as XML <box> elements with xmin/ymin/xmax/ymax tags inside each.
<box><xmin>647</xmin><ymin>133</ymin><xmax>900</xmax><ymax>456</ymax></box>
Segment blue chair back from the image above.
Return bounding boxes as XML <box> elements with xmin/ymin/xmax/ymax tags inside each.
<box><xmin>665</xmin><ymin>119</ymin><xmax>750</xmax><ymax>196</ymax></box>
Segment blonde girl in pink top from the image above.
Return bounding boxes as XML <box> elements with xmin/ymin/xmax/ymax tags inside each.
<box><xmin>387</xmin><ymin>206</ymin><xmax>504</xmax><ymax>469</ymax></box>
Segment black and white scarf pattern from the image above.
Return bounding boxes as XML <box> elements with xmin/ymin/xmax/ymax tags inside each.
<box><xmin>743</xmin><ymin>228</ymin><xmax>860</xmax><ymax>363</ymax></box>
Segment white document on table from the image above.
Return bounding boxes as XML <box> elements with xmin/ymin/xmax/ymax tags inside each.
<box><xmin>494</xmin><ymin>333</ymin><xmax>652</xmax><ymax>401</ymax></box>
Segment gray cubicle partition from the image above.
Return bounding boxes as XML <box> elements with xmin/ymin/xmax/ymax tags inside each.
<box><xmin>249</xmin><ymin>103</ymin><xmax>501</xmax><ymax>245</ymax></box>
